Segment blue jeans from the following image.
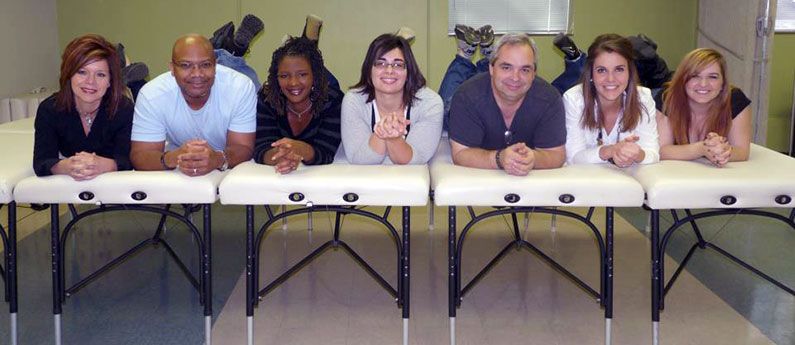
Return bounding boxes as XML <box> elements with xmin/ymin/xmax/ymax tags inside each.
<box><xmin>439</xmin><ymin>55</ymin><xmax>490</xmax><ymax>131</ymax></box>
<box><xmin>551</xmin><ymin>53</ymin><xmax>586</xmax><ymax>95</ymax></box>
<box><xmin>215</xmin><ymin>49</ymin><xmax>261</xmax><ymax>90</ymax></box>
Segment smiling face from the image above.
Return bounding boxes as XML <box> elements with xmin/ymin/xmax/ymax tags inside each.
<box><xmin>591</xmin><ymin>51</ymin><xmax>629</xmax><ymax>105</ymax></box>
<box><xmin>685</xmin><ymin>62</ymin><xmax>723</xmax><ymax>107</ymax></box>
<box><xmin>489</xmin><ymin>43</ymin><xmax>536</xmax><ymax>104</ymax></box>
<box><xmin>277</xmin><ymin>55</ymin><xmax>314</xmax><ymax>109</ymax></box>
<box><xmin>370</xmin><ymin>48</ymin><xmax>407</xmax><ymax>97</ymax></box>
<box><xmin>170</xmin><ymin>37</ymin><xmax>216</xmax><ymax>109</ymax></box>
<box><xmin>70</xmin><ymin>58</ymin><xmax>110</xmax><ymax>111</ymax></box>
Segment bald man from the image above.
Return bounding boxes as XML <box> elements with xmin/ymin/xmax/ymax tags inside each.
<box><xmin>130</xmin><ymin>34</ymin><xmax>256</xmax><ymax>176</ymax></box>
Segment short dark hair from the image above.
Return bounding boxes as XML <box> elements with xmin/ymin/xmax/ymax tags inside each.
<box><xmin>56</xmin><ymin>34</ymin><xmax>124</xmax><ymax>117</ymax></box>
<box><xmin>262</xmin><ymin>36</ymin><xmax>329</xmax><ymax>118</ymax></box>
<box><xmin>351</xmin><ymin>33</ymin><xmax>426</xmax><ymax>107</ymax></box>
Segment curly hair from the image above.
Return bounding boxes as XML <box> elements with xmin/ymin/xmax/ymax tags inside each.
<box><xmin>261</xmin><ymin>36</ymin><xmax>329</xmax><ymax>118</ymax></box>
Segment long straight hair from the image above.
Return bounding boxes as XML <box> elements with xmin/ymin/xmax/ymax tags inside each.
<box><xmin>662</xmin><ymin>48</ymin><xmax>732</xmax><ymax>144</ymax></box>
<box><xmin>350</xmin><ymin>33</ymin><xmax>426</xmax><ymax>108</ymax></box>
<box><xmin>56</xmin><ymin>34</ymin><xmax>124</xmax><ymax>117</ymax></box>
<box><xmin>578</xmin><ymin>34</ymin><xmax>644</xmax><ymax>132</ymax></box>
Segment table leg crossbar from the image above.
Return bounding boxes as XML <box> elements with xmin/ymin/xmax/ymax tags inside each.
<box><xmin>49</xmin><ymin>203</ymin><xmax>213</xmax><ymax>345</ymax></box>
<box><xmin>448</xmin><ymin>206</ymin><xmax>614</xmax><ymax>345</ymax></box>
<box><xmin>245</xmin><ymin>205</ymin><xmax>411</xmax><ymax>345</ymax></box>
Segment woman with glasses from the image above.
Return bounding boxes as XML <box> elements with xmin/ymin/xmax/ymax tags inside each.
<box><xmin>656</xmin><ymin>48</ymin><xmax>751</xmax><ymax>166</ymax></box>
<box><xmin>340</xmin><ymin>33</ymin><xmax>443</xmax><ymax>164</ymax></box>
<box><xmin>33</xmin><ymin>34</ymin><xmax>134</xmax><ymax>179</ymax></box>
<box><xmin>563</xmin><ymin>34</ymin><xmax>660</xmax><ymax>167</ymax></box>
<box><xmin>253</xmin><ymin>36</ymin><xmax>342</xmax><ymax>174</ymax></box>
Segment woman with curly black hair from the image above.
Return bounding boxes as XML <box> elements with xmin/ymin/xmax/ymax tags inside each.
<box><xmin>253</xmin><ymin>36</ymin><xmax>343</xmax><ymax>174</ymax></box>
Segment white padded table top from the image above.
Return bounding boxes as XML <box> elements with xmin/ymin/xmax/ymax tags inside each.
<box><xmin>630</xmin><ymin>144</ymin><xmax>795</xmax><ymax>209</ymax></box>
<box><xmin>0</xmin><ymin>116</ymin><xmax>35</xmax><ymax>134</ymax></box>
<box><xmin>14</xmin><ymin>170</ymin><xmax>224</xmax><ymax>205</ymax></box>
<box><xmin>219</xmin><ymin>161</ymin><xmax>430</xmax><ymax>206</ymax></box>
<box><xmin>430</xmin><ymin>140</ymin><xmax>644</xmax><ymax>207</ymax></box>
<box><xmin>0</xmin><ymin>133</ymin><xmax>35</xmax><ymax>203</ymax></box>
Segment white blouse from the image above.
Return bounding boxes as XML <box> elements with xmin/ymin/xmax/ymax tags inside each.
<box><xmin>562</xmin><ymin>84</ymin><xmax>660</xmax><ymax>165</ymax></box>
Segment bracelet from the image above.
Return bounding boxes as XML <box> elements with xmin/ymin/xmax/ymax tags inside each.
<box><xmin>160</xmin><ymin>151</ymin><xmax>174</xmax><ymax>170</ymax></box>
<box><xmin>217</xmin><ymin>150</ymin><xmax>229</xmax><ymax>171</ymax></box>
<box><xmin>495</xmin><ymin>149</ymin><xmax>504</xmax><ymax>170</ymax></box>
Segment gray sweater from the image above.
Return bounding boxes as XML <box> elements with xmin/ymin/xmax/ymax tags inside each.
<box><xmin>339</xmin><ymin>87</ymin><xmax>443</xmax><ymax>165</ymax></box>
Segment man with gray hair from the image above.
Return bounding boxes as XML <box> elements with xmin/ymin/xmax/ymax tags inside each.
<box><xmin>448</xmin><ymin>33</ymin><xmax>566</xmax><ymax>176</ymax></box>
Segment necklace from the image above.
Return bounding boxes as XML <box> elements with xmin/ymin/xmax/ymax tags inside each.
<box><xmin>80</xmin><ymin>107</ymin><xmax>100</xmax><ymax>129</ymax></box>
<box><xmin>287</xmin><ymin>101</ymin><xmax>313</xmax><ymax>119</ymax></box>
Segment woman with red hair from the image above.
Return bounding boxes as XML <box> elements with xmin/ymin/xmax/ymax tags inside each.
<box><xmin>656</xmin><ymin>48</ymin><xmax>752</xmax><ymax>166</ymax></box>
<box><xmin>33</xmin><ymin>34</ymin><xmax>134</xmax><ymax>179</ymax></box>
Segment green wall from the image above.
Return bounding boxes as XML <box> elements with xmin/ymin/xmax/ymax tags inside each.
<box><xmin>57</xmin><ymin>0</ymin><xmax>697</xmax><ymax>89</ymax></box>
<box><xmin>56</xmin><ymin>0</ymin><xmax>793</xmax><ymax>150</ymax></box>
<box><xmin>767</xmin><ymin>33</ymin><xmax>795</xmax><ymax>152</ymax></box>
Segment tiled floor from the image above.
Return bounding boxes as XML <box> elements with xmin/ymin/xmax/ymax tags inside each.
<box><xmin>0</xmin><ymin>203</ymin><xmax>792</xmax><ymax>344</ymax></box>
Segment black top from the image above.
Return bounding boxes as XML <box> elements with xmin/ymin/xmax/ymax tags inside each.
<box><xmin>33</xmin><ymin>94</ymin><xmax>134</xmax><ymax>176</ymax></box>
<box><xmin>448</xmin><ymin>73</ymin><xmax>566</xmax><ymax>150</ymax></box>
<box><xmin>254</xmin><ymin>86</ymin><xmax>343</xmax><ymax>165</ymax></box>
<box><xmin>654</xmin><ymin>87</ymin><xmax>751</xmax><ymax>119</ymax></box>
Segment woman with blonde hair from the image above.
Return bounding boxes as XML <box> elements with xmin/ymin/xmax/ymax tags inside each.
<box><xmin>656</xmin><ymin>48</ymin><xmax>751</xmax><ymax>166</ymax></box>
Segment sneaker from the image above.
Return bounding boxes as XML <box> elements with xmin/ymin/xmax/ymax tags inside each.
<box><xmin>116</xmin><ymin>43</ymin><xmax>128</xmax><ymax>68</ymax></box>
<box><xmin>454</xmin><ymin>24</ymin><xmax>479</xmax><ymax>57</ymax></box>
<box><xmin>302</xmin><ymin>14</ymin><xmax>323</xmax><ymax>42</ymax></box>
<box><xmin>395</xmin><ymin>26</ymin><xmax>415</xmax><ymax>44</ymax></box>
<box><xmin>454</xmin><ymin>24</ymin><xmax>479</xmax><ymax>46</ymax></box>
<box><xmin>122</xmin><ymin>62</ymin><xmax>149</xmax><ymax>85</ymax></box>
<box><xmin>477</xmin><ymin>25</ymin><xmax>494</xmax><ymax>48</ymax></box>
<box><xmin>210</xmin><ymin>21</ymin><xmax>235</xmax><ymax>51</ymax></box>
<box><xmin>232</xmin><ymin>14</ymin><xmax>264</xmax><ymax>56</ymax></box>
<box><xmin>553</xmin><ymin>32</ymin><xmax>580</xmax><ymax>60</ymax></box>
<box><xmin>628</xmin><ymin>34</ymin><xmax>657</xmax><ymax>60</ymax></box>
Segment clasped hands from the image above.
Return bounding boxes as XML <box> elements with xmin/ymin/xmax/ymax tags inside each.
<box><xmin>374</xmin><ymin>112</ymin><xmax>411</xmax><ymax>140</ymax></box>
<box><xmin>701</xmin><ymin>132</ymin><xmax>731</xmax><ymax>167</ymax></box>
<box><xmin>63</xmin><ymin>152</ymin><xmax>111</xmax><ymax>181</ymax></box>
<box><xmin>498</xmin><ymin>143</ymin><xmax>535</xmax><ymax>176</ymax></box>
<box><xmin>270</xmin><ymin>138</ymin><xmax>304</xmax><ymax>174</ymax></box>
<box><xmin>601</xmin><ymin>135</ymin><xmax>643</xmax><ymax>168</ymax></box>
<box><xmin>173</xmin><ymin>139</ymin><xmax>222</xmax><ymax>176</ymax></box>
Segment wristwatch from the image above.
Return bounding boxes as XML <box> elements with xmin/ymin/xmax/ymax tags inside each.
<box><xmin>217</xmin><ymin>150</ymin><xmax>229</xmax><ymax>171</ymax></box>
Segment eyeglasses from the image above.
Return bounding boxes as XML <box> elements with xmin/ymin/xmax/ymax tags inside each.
<box><xmin>373</xmin><ymin>60</ymin><xmax>407</xmax><ymax>71</ymax></box>
<box><xmin>173</xmin><ymin>60</ymin><xmax>215</xmax><ymax>71</ymax></box>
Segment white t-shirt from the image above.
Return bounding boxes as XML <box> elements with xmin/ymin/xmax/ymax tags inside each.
<box><xmin>563</xmin><ymin>84</ymin><xmax>659</xmax><ymax>165</ymax></box>
<box><xmin>132</xmin><ymin>64</ymin><xmax>256</xmax><ymax>151</ymax></box>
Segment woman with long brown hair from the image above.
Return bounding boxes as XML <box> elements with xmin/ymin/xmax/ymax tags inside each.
<box><xmin>563</xmin><ymin>34</ymin><xmax>659</xmax><ymax>167</ymax></box>
<box><xmin>656</xmin><ymin>48</ymin><xmax>751</xmax><ymax>166</ymax></box>
<box><xmin>33</xmin><ymin>34</ymin><xmax>134</xmax><ymax>179</ymax></box>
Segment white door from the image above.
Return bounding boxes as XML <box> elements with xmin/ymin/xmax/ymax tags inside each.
<box><xmin>697</xmin><ymin>0</ymin><xmax>776</xmax><ymax>144</ymax></box>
